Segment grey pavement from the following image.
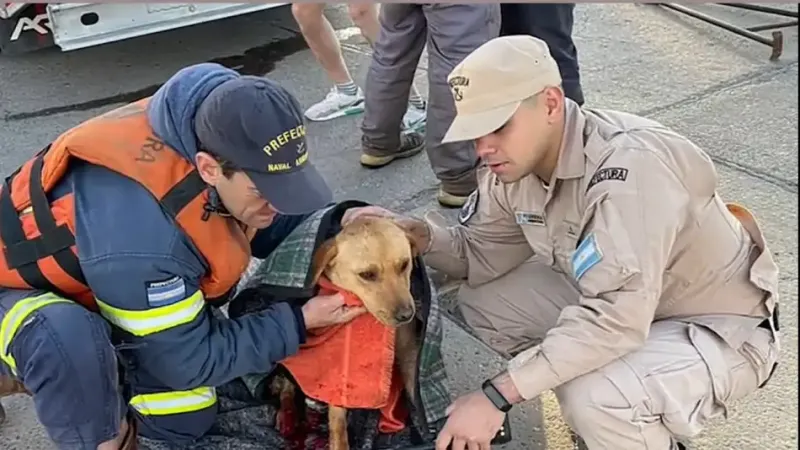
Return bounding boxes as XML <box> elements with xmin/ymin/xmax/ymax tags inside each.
<box><xmin>0</xmin><ymin>3</ymin><xmax>797</xmax><ymax>450</ymax></box>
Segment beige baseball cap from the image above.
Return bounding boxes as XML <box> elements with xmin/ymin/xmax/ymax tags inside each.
<box><xmin>442</xmin><ymin>35</ymin><xmax>562</xmax><ymax>144</ymax></box>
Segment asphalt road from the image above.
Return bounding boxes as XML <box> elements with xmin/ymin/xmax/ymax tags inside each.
<box><xmin>0</xmin><ymin>4</ymin><xmax>797</xmax><ymax>450</ymax></box>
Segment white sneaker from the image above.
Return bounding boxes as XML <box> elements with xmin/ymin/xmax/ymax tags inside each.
<box><xmin>304</xmin><ymin>87</ymin><xmax>365</xmax><ymax>122</ymax></box>
<box><xmin>401</xmin><ymin>103</ymin><xmax>426</xmax><ymax>134</ymax></box>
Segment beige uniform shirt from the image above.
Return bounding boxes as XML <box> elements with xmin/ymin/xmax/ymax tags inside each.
<box><xmin>424</xmin><ymin>100</ymin><xmax>780</xmax><ymax>401</ymax></box>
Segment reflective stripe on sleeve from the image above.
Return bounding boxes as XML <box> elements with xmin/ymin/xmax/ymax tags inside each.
<box><xmin>0</xmin><ymin>293</ymin><xmax>73</xmax><ymax>375</ymax></box>
<box><xmin>129</xmin><ymin>387</ymin><xmax>217</xmax><ymax>416</ymax></box>
<box><xmin>96</xmin><ymin>290</ymin><xmax>205</xmax><ymax>337</ymax></box>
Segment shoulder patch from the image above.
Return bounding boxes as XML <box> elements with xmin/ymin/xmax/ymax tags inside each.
<box><xmin>458</xmin><ymin>190</ymin><xmax>479</xmax><ymax>225</ymax></box>
<box><xmin>571</xmin><ymin>233</ymin><xmax>603</xmax><ymax>281</ymax></box>
<box><xmin>586</xmin><ymin>167</ymin><xmax>628</xmax><ymax>192</ymax></box>
<box><xmin>145</xmin><ymin>276</ymin><xmax>187</xmax><ymax>307</ymax></box>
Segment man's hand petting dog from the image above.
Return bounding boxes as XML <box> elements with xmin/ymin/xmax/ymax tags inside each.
<box><xmin>301</xmin><ymin>293</ymin><xmax>367</xmax><ymax>330</ymax></box>
<box><xmin>341</xmin><ymin>206</ymin><xmax>431</xmax><ymax>254</ymax></box>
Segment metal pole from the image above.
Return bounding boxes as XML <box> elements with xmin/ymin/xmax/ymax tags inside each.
<box><xmin>659</xmin><ymin>3</ymin><xmax>783</xmax><ymax>60</ymax></box>
<box><xmin>717</xmin><ymin>3</ymin><xmax>798</xmax><ymax>18</ymax></box>
<box><xmin>661</xmin><ymin>3</ymin><xmax>773</xmax><ymax>45</ymax></box>
<box><xmin>747</xmin><ymin>21</ymin><xmax>799</xmax><ymax>32</ymax></box>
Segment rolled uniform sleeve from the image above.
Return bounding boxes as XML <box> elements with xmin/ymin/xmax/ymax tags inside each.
<box><xmin>424</xmin><ymin>168</ymin><xmax>534</xmax><ymax>285</ymax></box>
<box><xmin>507</xmin><ymin>149</ymin><xmax>690</xmax><ymax>400</ymax></box>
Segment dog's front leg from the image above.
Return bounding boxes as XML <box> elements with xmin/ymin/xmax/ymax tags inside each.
<box><xmin>395</xmin><ymin>322</ymin><xmax>420</xmax><ymax>405</ymax></box>
<box><xmin>328</xmin><ymin>405</ymin><xmax>349</xmax><ymax>450</ymax></box>
<box><xmin>272</xmin><ymin>375</ymin><xmax>298</xmax><ymax>437</ymax></box>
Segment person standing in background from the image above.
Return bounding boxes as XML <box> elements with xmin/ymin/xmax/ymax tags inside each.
<box><xmin>359</xmin><ymin>4</ymin><xmax>501</xmax><ymax>208</ymax></box>
<box><xmin>500</xmin><ymin>3</ymin><xmax>585</xmax><ymax>105</ymax></box>
<box><xmin>292</xmin><ymin>3</ymin><xmax>426</xmax><ymax>132</ymax></box>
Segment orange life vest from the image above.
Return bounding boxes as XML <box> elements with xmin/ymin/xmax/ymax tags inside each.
<box><xmin>0</xmin><ymin>98</ymin><xmax>252</xmax><ymax>312</ymax></box>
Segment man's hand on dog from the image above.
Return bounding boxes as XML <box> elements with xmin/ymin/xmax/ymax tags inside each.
<box><xmin>436</xmin><ymin>390</ymin><xmax>506</xmax><ymax>450</ymax></box>
<box><xmin>301</xmin><ymin>293</ymin><xmax>366</xmax><ymax>329</ymax></box>
<box><xmin>341</xmin><ymin>206</ymin><xmax>431</xmax><ymax>253</ymax></box>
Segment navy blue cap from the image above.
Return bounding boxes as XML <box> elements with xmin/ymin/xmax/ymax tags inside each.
<box><xmin>194</xmin><ymin>76</ymin><xmax>332</xmax><ymax>215</ymax></box>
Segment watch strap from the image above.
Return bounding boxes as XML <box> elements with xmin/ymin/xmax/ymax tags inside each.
<box><xmin>482</xmin><ymin>379</ymin><xmax>512</xmax><ymax>413</ymax></box>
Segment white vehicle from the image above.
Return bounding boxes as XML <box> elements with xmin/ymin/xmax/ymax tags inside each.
<box><xmin>0</xmin><ymin>3</ymin><xmax>286</xmax><ymax>54</ymax></box>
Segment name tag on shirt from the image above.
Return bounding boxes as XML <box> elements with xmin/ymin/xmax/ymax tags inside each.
<box><xmin>515</xmin><ymin>211</ymin><xmax>546</xmax><ymax>227</ymax></box>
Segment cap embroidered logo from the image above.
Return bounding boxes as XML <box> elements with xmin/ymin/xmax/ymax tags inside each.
<box><xmin>448</xmin><ymin>76</ymin><xmax>470</xmax><ymax>102</ymax></box>
<box><xmin>263</xmin><ymin>124</ymin><xmax>309</xmax><ymax>174</ymax></box>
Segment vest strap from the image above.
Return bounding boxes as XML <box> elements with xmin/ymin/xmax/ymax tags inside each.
<box><xmin>27</xmin><ymin>153</ymin><xmax>86</xmax><ymax>286</ymax></box>
<box><xmin>1</xmin><ymin>171</ymin><xmax>60</xmax><ymax>294</ymax></box>
<box><xmin>0</xmin><ymin>149</ymin><xmax>86</xmax><ymax>294</ymax></box>
<box><xmin>160</xmin><ymin>171</ymin><xmax>208</xmax><ymax>218</ymax></box>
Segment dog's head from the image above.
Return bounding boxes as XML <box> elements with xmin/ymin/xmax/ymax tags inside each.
<box><xmin>311</xmin><ymin>216</ymin><xmax>417</xmax><ymax>327</ymax></box>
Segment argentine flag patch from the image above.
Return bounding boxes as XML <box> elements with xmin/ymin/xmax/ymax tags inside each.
<box><xmin>146</xmin><ymin>276</ymin><xmax>187</xmax><ymax>307</ymax></box>
<box><xmin>571</xmin><ymin>233</ymin><xmax>603</xmax><ymax>281</ymax></box>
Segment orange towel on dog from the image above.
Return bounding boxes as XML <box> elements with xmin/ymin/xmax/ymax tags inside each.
<box><xmin>278</xmin><ymin>276</ymin><xmax>408</xmax><ymax>433</ymax></box>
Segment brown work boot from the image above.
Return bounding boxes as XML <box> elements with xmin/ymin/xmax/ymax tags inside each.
<box><xmin>438</xmin><ymin>171</ymin><xmax>478</xmax><ymax>208</ymax></box>
<box><xmin>437</xmin><ymin>188</ymin><xmax>471</xmax><ymax>208</ymax></box>
<box><xmin>360</xmin><ymin>132</ymin><xmax>425</xmax><ymax>168</ymax></box>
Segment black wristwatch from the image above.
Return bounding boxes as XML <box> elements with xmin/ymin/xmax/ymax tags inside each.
<box><xmin>481</xmin><ymin>379</ymin><xmax>513</xmax><ymax>413</ymax></box>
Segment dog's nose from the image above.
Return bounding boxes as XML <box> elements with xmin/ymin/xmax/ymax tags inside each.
<box><xmin>395</xmin><ymin>308</ymin><xmax>414</xmax><ymax>323</ymax></box>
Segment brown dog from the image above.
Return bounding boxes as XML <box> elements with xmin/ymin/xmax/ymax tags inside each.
<box><xmin>272</xmin><ymin>216</ymin><xmax>422</xmax><ymax>450</ymax></box>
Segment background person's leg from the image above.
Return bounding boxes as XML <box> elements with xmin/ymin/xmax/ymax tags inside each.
<box><xmin>500</xmin><ymin>3</ymin><xmax>584</xmax><ymax>105</ymax></box>
<box><xmin>422</xmin><ymin>3</ymin><xmax>501</xmax><ymax>207</ymax></box>
<box><xmin>348</xmin><ymin>3</ymin><xmax>427</xmax><ymax>134</ymax></box>
<box><xmin>360</xmin><ymin>4</ymin><xmax>427</xmax><ymax>168</ymax></box>
<box><xmin>292</xmin><ymin>3</ymin><xmax>365</xmax><ymax>122</ymax></box>
<box><xmin>347</xmin><ymin>3</ymin><xmax>380</xmax><ymax>46</ymax></box>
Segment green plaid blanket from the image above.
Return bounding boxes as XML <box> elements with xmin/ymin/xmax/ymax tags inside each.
<box><xmin>235</xmin><ymin>204</ymin><xmax>451</xmax><ymax>429</ymax></box>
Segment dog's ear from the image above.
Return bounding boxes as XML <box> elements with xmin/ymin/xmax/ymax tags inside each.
<box><xmin>311</xmin><ymin>238</ymin><xmax>338</xmax><ymax>283</ymax></box>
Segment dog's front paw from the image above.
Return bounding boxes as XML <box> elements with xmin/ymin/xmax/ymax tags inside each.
<box><xmin>276</xmin><ymin>406</ymin><xmax>299</xmax><ymax>438</ymax></box>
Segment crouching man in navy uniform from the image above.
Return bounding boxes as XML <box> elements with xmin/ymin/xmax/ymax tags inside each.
<box><xmin>0</xmin><ymin>63</ymin><xmax>365</xmax><ymax>449</ymax></box>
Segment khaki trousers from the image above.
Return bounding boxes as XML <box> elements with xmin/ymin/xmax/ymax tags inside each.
<box><xmin>456</xmin><ymin>258</ymin><xmax>780</xmax><ymax>449</ymax></box>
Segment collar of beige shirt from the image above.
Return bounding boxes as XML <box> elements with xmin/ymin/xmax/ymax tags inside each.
<box><xmin>551</xmin><ymin>99</ymin><xmax>589</xmax><ymax>183</ymax></box>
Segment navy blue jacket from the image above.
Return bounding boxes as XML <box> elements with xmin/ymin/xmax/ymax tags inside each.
<box><xmin>48</xmin><ymin>63</ymin><xmax>308</xmax><ymax>391</ymax></box>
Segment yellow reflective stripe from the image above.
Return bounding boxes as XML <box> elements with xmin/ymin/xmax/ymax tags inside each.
<box><xmin>0</xmin><ymin>293</ymin><xmax>72</xmax><ymax>375</ymax></box>
<box><xmin>96</xmin><ymin>290</ymin><xmax>205</xmax><ymax>337</ymax></box>
<box><xmin>129</xmin><ymin>387</ymin><xmax>217</xmax><ymax>416</ymax></box>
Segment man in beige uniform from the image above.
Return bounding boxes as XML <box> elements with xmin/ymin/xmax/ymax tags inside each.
<box><xmin>344</xmin><ymin>35</ymin><xmax>781</xmax><ymax>450</ymax></box>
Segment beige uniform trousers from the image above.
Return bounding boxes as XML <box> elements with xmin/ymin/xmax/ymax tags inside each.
<box><xmin>457</xmin><ymin>258</ymin><xmax>780</xmax><ymax>449</ymax></box>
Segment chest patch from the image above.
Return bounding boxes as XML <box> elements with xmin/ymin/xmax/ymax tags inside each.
<box><xmin>515</xmin><ymin>211</ymin><xmax>546</xmax><ymax>226</ymax></box>
<box><xmin>145</xmin><ymin>276</ymin><xmax>187</xmax><ymax>307</ymax></box>
<box><xmin>571</xmin><ymin>233</ymin><xmax>603</xmax><ymax>281</ymax></box>
<box><xmin>458</xmin><ymin>190</ymin><xmax>479</xmax><ymax>225</ymax></box>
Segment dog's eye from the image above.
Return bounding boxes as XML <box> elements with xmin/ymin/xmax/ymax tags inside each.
<box><xmin>359</xmin><ymin>270</ymin><xmax>378</xmax><ymax>282</ymax></box>
<box><xmin>398</xmin><ymin>259</ymin><xmax>410</xmax><ymax>273</ymax></box>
